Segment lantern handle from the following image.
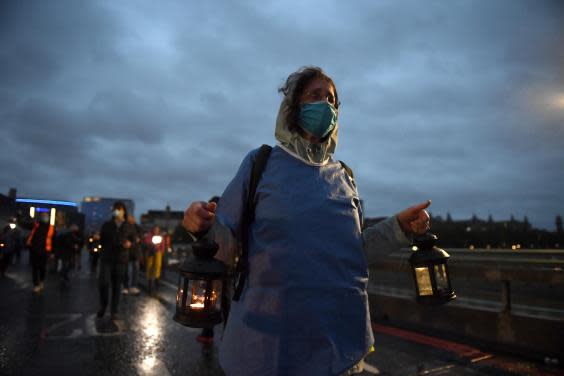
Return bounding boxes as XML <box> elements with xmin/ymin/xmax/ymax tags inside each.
<box><xmin>192</xmin><ymin>239</ymin><xmax>219</xmax><ymax>259</ymax></box>
<box><xmin>413</xmin><ymin>232</ymin><xmax>438</xmax><ymax>250</ymax></box>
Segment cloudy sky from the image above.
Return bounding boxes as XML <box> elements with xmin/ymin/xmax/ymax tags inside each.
<box><xmin>1</xmin><ymin>1</ymin><xmax>563</xmax><ymax>230</ymax></box>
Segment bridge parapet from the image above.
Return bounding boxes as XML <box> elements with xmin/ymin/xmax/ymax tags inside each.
<box><xmin>366</xmin><ymin>247</ymin><xmax>564</xmax><ymax>363</ymax></box>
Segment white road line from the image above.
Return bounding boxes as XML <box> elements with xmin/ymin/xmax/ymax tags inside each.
<box><xmin>84</xmin><ymin>313</ymin><xmax>125</xmax><ymax>337</ymax></box>
<box><xmin>158</xmin><ymin>278</ymin><xmax>178</xmax><ymax>291</ymax></box>
<box><xmin>363</xmin><ymin>362</ymin><xmax>380</xmax><ymax>374</ymax></box>
<box><xmin>5</xmin><ymin>272</ymin><xmax>32</xmax><ymax>289</ymax></box>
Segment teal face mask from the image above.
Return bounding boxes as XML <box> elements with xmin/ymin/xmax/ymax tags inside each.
<box><xmin>299</xmin><ymin>101</ymin><xmax>338</xmax><ymax>138</ymax></box>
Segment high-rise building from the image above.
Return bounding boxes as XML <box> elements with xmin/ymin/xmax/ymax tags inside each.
<box><xmin>81</xmin><ymin>197</ymin><xmax>134</xmax><ymax>234</ymax></box>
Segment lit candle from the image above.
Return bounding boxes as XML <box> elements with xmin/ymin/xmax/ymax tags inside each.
<box><xmin>190</xmin><ymin>302</ymin><xmax>205</xmax><ymax>310</ymax></box>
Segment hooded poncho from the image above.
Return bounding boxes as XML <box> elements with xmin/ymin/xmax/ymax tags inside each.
<box><xmin>211</xmin><ymin>100</ymin><xmax>410</xmax><ymax>375</ymax></box>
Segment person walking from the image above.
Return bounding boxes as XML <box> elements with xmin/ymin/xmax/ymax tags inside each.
<box><xmin>87</xmin><ymin>232</ymin><xmax>101</xmax><ymax>274</ymax></box>
<box><xmin>0</xmin><ymin>224</ymin><xmax>18</xmax><ymax>277</ymax></box>
<box><xmin>26</xmin><ymin>212</ymin><xmax>56</xmax><ymax>293</ymax></box>
<box><xmin>143</xmin><ymin>225</ymin><xmax>168</xmax><ymax>295</ymax></box>
<box><xmin>123</xmin><ymin>215</ymin><xmax>142</xmax><ymax>295</ymax></box>
<box><xmin>97</xmin><ymin>201</ymin><xmax>137</xmax><ymax>321</ymax></box>
<box><xmin>7</xmin><ymin>218</ymin><xmax>23</xmax><ymax>265</ymax></box>
<box><xmin>57</xmin><ymin>224</ymin><xmax>83</xmax><ymax>286</ymax></box>
<box><xmin>183</xmin><ymin>66</ymin><xmax>432</xmax><ymax>375</ymax></box>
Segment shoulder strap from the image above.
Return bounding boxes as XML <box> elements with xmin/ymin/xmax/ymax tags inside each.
<box><xmin>339</xmin><ymin>160</ymin><xmax>356</xmax><ymax>191</ymax></box>
<box><xmin>339</xmin><ymin>160</ymin><xmax>354</xmax><ymax>179</ymax></box>
<box><xmin>233</xmin><ymin>144</ymin><xmax>272</xmax><ymax>301</ymax></box>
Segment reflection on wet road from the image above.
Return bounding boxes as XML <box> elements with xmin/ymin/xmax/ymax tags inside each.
<box><xmin>0</xmin><ymin>251</ymin><xmax>560</xmax><ymax>376</ymax></box>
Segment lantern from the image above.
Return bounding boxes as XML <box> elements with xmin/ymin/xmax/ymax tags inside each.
<box><xmin>173</xmin><ymin>239</ymin><xmax>227</xmax><ymax>328</ymax></box>
<box><xmin>409</xmin><ymin>232</ymin><xmax>456</xmax><ymax>305</ymax></box>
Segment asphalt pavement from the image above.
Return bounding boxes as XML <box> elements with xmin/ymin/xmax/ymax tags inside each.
<box><xmin>0</xmin><ymin>251</ymin><xmax>561</xmax><ymax>376</ymax></box>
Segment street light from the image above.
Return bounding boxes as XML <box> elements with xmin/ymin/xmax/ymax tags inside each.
<box><xmin>173</xmin><ymin>239</ymin><xmax>227</xmax><ymax>328</ymax></box>
<box><xmin>409</xmin><ymin>233</ymin><xmax>456</xmax><ymax>305</ymax></box>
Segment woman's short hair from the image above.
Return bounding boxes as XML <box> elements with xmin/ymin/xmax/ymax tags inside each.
<box><xmin>278</xmin><ymin>66</ymin><xmax>339</xmax><ymax>133</ymax></box>
<box><xmin>112</xmin><ymin>201</ymin><xmax>128</xmax><ymax>218</ymax></box>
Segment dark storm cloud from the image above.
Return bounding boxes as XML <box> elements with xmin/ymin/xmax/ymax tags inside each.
<box><xmin>0</xmin><ymin>0</ymin><xmax>563</xmax><ymax>230</ymax></box>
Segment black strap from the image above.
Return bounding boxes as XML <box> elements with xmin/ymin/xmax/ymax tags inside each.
<box><xmin>339</xmin><ymin>160</ymin><xmax>354</xmax><ymax>179</ymax></box>
<box><xmin>232</xmin><ymin>144</ymin><xmax>272</xmax><ymax>301</ymax></box>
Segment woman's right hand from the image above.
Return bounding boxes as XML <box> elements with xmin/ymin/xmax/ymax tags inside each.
<box><xmin>182</xmin><ymin>201</ymin><xmax>217</xmax><ymax>234</ymax></box>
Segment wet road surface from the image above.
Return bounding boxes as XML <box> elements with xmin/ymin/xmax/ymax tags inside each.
<box><xmin>0</xmin><ymin>251</ymin><xmax>561</xmax><ymax>376</ymax></box>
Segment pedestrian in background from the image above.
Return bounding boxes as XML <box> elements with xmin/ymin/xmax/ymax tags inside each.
<box><xmin>88</xmin><ymin>232</ymin><xmax>101</xmax><ymax>274</ymax></box>
<box><xmin>143</xmin><ymin>225</ymin><xmax>168</xmax><ymax>295</ymax></box>
<box><xmin>0</xmin><ymin>223</ymin><xmax>18</xmax><ymax>277</ymax></box>
<box><xmin>73</xmin><ymin>225</ymin><xmax>84</xmax><ymax>271</ymax></box>
<box><xmin>26</xmin><ymin>212</ymin><xmax>56</xmax><ymax>293</ymax></box>
<box><xmin>57</xmin><ymin>224</ymin><xmax>83</xmax><ymax>286</ymax></box>
<box><xmin>183</xmin><ymin>66</ymin><xmax>431</xmax><ymax>375</ymax></box>
<box><xmin>97</xmin><ymin>201</ymin><xmax>137</xmax><ymax>321</ymax></box>
<box><xmin>9</xmin><ymin>218</ymin><xmax>23</xmax><ymax>265</ymax></box>
<box><xmin>123</xmin><ymin>215</ymin><xmax>142</xmax><ymax>295</ymax></box>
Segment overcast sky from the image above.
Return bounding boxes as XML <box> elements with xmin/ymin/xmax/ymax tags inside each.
<box><xmin>1</xmin><ymin>1</ymin><xmax>563</xmax><ymax>230</ymax></box>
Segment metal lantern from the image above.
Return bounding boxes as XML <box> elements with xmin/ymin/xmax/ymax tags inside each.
<box><xmin>409</xmin><ymin>232</ymin><xmax>456</xmax><ymax>305</ymax></box>
<box><xmin>173</xmin><ymin>239</ymin><xmax>227</xmax><ymax>328</ymax></box>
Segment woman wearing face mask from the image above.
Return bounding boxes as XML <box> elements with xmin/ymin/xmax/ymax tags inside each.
<box><xmin>97</xmin><ymin>201</ymin><xmax>137</xmax><ymax>321</ymax></box>
<box><xmin>183</xmin><ymin>66</ymin><xmax>431</xmax><ymax>375</ymax></box>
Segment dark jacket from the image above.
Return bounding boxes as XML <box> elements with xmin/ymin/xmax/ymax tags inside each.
<box><xmin>100</xmin><ymin>220</ymin><xmax>137</xmax><ymax>264</ymax></box>
<box><xmin>56</xmin><ymin>231</ymin><xmax>84</xmax><ymax>259</ymax></box>
<box><xmin>129</xmin><ymin>224</ymin><xmax>143</xmax><ymax>261</ymax></box>
<box><xmin>27</xmin><ymin>222</ymin><xmax>56</xmax><ymax>254</ymax></box>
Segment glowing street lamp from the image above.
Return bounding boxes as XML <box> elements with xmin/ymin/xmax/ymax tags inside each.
<box><xmin>173</xmin><ymin>239</ymin><xmax>227</xmax><ymax>328</ymax></box>
<box><xmin>409</xmin><ymin>233</ymin><xmax>456</xmax><ymax>305</ymax></box>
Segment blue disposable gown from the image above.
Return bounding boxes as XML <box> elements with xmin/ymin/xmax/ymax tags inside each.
<box><xmin>211</xmin><ymin>145</ymin><xmax>410</xmax><ymax>376</ymax></box>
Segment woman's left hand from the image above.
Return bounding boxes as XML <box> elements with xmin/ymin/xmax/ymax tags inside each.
<box><xmin>397</xmin><ymin>200</ymin><xmax>431</xmax><ymax>235</ymax></box>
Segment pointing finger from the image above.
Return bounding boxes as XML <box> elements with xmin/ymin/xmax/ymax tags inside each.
<box><xmin>411</xmin><ymin>200</ymin><xmax>431</xmax><ymax>213</ymax></box>
<box><xmin>206</xmin><ymin>202</ymin><xmax>217</xmax><ymax>213</ymax></box>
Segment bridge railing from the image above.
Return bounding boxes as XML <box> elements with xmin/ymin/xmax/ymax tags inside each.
<box><xmin>366</xmin><ymin>246</ymin><xmax>564</xmax><ymax>362</ymax></box>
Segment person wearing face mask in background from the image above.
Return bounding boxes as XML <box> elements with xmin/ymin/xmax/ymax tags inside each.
<box><xmin>26</xmin><ymin>212</ymin><xmax>56</xmax><ymax>293</ymax></box>
<box><xmin>97</xmin><ymin>201</ymin><xmax>137</xmax><ymax>321</ymax></box>
<box><xmin>183</xmin><ymin>66</ymin><xmax>432</xmax><ymax>375</ymax></box>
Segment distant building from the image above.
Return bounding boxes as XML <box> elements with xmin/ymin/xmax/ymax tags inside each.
<box><xmin>140</xmin><ymin>205</ymin><xmax>183</xmax><ymax>234</ymax></box>
<box><xmin>15</xmin><ymin>197</ymin><xmax>84</xmax><ymax>231</ymax></box>
<box><xmin>81</xmin><ymin>196</ymin><xmax>134</xmax><ymax>234</ymax></box>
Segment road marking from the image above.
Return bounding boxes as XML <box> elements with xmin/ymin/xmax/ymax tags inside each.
<box><xmin>42</xmin><ymin>313</ymin><xmax>83</xmax><ymax>340</ymax></box>
<box><xmin>158</xmin><ymin>278</ymin><xmax>177</xmax><ymax>291</ymax></box>
<box><xmin>418</xmin><ymin>364</ymin><xmax>456</xmax><ymax>375</ymax></box>
<box><xmin>5</xmin><ymin>271</ymin><xmax>32</xmax><ymax>289</ymax></box>
<box><xmin>363</xmin><ymin>362</ymin><xmax>380</xmax><ymax>374</ymax></box>
<box><xmin>84</xmin><ymin>313</ymin><xmax>125</xmax><ymax>337</ymax></box>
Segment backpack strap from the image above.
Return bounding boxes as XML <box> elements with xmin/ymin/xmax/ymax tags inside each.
<box><xmin>339</xmin><ymin>160</ymin><xmax>355</xmax><ymax>188</ymax></box>
<box><xmin>232</xmin><ymin>144</ymin><xmax>272</xmax><ymax>301</ymax></box>
<box><xmin>339</xmin><ymin>160</ymin><xmax>354</xmax><ymax>179</ymax></box>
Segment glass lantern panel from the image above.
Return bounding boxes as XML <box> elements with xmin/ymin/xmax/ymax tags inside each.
<box><xmin>186</xmin><ymin>279</ymin><xmax>223</xmax><ymax>311</ymax></box>
<box><xmin>415</xmin><ymin>267</ymin><xmax>433</xmax><ymax>296</ymax></box>
<box><xmin>208</xmin><ymin>280</ymin><xmax>222</xmax><ymax>311</ymax></box>
<box><xmin>434</xmin><ymin>264</ymin><xmax>449</xmax><ymax>292</ymax></box>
